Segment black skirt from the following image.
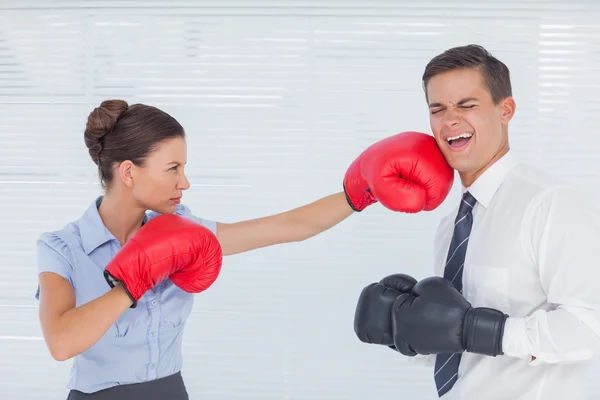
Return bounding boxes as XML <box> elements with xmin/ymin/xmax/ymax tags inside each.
<box><xmin>66</xmin><ymin>372</ymin><xmax>188</xmax><ymax>400</ymax></box>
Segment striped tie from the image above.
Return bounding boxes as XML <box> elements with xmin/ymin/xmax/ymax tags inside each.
<box><xmin>434</xmin><ymin>191</ymin><xmax>476</xmax><ymax>397</ymax></box>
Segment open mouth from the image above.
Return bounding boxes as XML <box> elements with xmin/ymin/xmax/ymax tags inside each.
<box><xmin>446</xmin><ymin>132</ymin><xmax>473</xmax><ymax>149</ymax></box>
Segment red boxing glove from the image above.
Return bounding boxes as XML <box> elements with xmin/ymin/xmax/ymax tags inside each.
<box><xmin>104</xmin><ymin>214</ymin><xmax>223</xmax><ymax>307</ymax></box>
<box><xmin>343</xmin><ymin>131</ymin><xmax>454</xmax><ymax>213</ymax></box>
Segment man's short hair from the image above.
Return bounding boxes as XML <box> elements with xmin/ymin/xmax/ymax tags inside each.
<box><xmin>422</xmin><ymin>44</ymin><xmax>512</xmax><ymax>104</ymax></box>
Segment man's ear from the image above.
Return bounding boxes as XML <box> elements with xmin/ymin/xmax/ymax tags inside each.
<box><xmin>501</xmin><ymin>96</ymin><xmax>516</xmax><ymax>126</ymax></box>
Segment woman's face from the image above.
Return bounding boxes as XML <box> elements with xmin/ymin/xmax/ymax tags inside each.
<box><xmin>129</xmin><ymin>136</ymin><xmax>190</xmax><ymax>214</ymax></box>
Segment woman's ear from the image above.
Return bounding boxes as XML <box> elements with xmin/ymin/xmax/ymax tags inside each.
<box><xmin>117</xmin><ymin>160</ymin><xmax>136</xmax><ymax>188</ymax></box>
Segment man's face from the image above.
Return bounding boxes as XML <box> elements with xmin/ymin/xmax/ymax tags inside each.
<box><xmin>426</xmin><ymin>68</ymin><xmax>515</xmax><ymax>184</ymax></box>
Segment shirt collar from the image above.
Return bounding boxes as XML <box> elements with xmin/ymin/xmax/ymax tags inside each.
<box><xmin>463</xmin><ymin>150</ymin><xmax>519</xmax><ymax>208</ymax></box>
<box><xmin>78</xmin><ymin>196</ymin><xmax>118</xmax><ymax>254</ymax></box>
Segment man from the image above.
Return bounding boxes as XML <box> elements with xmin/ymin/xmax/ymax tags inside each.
<box><xmin>353</xmin><ymin>44</ymin><xmax>600</xmax><ymax>400</ymax></box>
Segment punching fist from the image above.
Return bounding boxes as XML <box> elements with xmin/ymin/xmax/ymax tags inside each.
<box><xmin>354</xmin><ymin>274</ymin><xmax>418</xmax><ymax>355</ymax></box>
<box><xmin>343</xmin><ymin>131</ymin><xmax>454</xmax><ymax>212</ymax></box>
<box><xmin>392</xmin><ymin>277</ymin><xmax>507</xmax><ymax>356</ymax></box>
<box><xmin>104</xmin><ymin>214</ymin><xmax>223</xmax><ymax>307</ymax></box>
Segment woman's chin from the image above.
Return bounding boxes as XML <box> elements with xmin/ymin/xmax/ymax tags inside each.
<box><xmin>147</xmin><ymin>203</ymin><xmax>177</xmax><ymax>215</ymax></box>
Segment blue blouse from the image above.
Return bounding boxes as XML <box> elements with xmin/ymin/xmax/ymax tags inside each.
<box><xmin>34</xmin><ymin>196</ymin><xmax>216</xmax><ymax>393</ymax></box>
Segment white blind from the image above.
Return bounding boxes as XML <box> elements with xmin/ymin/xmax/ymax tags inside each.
<box><xmin>1</xmin><ymin>1</ymin><xmax>600</xmax><ymax>399</ymax></box>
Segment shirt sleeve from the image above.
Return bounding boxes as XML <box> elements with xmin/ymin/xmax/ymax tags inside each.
<box><xmin>34</xmin><ymin>232</ymin><xmax>75</xmax><ymax>300</ymax></box>
<box><xmin>502</xmin><ymin>186</ymin><xmax>600</xmax><ymax>364</ymax></box>
<box><xmin>407</xmin><ymin>354</ymin><xmax>436</xmax><ymax>367</ymax></box>
<box><xmin>146</xmin><ymin>204</ymin><xmax>217</xmax><ymax>235</ymax></box>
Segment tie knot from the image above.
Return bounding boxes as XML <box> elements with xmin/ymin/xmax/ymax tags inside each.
<box><xmin>459</xmin><ymin>191</ymin><xmax>476</xmax><ymax>216</ymax></box>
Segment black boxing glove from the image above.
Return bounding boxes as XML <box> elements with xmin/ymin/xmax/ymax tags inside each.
<box><xmin>392</xmin><ymin>276</ymin><xmax>507</xmax><ymax>356</ymax></box>
<box><xmin>353</xmin><ymin>274</ymin><xmax>418</xmax><ymax>356</ymax></box>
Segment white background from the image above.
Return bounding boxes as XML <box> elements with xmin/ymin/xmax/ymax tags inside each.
<box><xmin>1</xmin><ymin>0</ymin><xmax>600</xmax><ymax>399</ymax></box>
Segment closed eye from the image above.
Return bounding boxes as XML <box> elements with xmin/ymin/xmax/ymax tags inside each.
<box><xmin>431</xmin><ymin>104</ymin><xmax>476</xmax><ymax>115</ymax></box>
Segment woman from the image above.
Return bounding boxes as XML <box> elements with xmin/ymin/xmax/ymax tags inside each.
<box><xmin>35</xmin><ymin>99</ymin><xmax>453</xmax><ymax>399</ymax></box>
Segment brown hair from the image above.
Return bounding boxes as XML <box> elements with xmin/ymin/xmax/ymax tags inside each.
<box><xmin>84</xmin><ymin>100</ymin><xmax>185</xmax><ymax>189</ymax></box>
<box><xmin>422</xmin><ymin>44</ymin><xmax>512</xmax><ymax>104</ymax></box>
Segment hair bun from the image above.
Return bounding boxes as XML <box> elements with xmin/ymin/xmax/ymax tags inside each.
<box><xmin>84</xmin><ymin>99</ymin><xmax>129</xmax><ymax>165</ymax></box>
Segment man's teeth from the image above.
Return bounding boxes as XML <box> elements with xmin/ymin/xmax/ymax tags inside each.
<box><xmin>447</xmin><ymin>133</ymin><xmax>473</xmax><ymax>142</ymax></box>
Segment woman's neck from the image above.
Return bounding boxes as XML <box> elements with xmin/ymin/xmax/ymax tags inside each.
<box><xmin>98</xmin><ymin>190</ymin><xmax>146</xmax><ymax>246</ymax></box>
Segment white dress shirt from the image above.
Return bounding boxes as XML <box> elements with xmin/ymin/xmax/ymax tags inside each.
<box><xmin>413</xmin><ymin>150</ymin><xmax>600</xmax><ymax>400</ymax></box>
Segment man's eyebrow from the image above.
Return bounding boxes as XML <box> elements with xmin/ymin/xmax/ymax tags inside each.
<box><xmin>428</xmin><ymin>97</ymin><xmax>479</xmax><ymax>108</ymax></box>
<box><xmin>457</xmin><ymin>97</ymin><xmax>479</xmax><ymax>105</ymax></box>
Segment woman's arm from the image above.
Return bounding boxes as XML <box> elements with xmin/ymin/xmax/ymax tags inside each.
<box><xmin>38</xmin><ymin>272</ymin><xmax>132</xmax><ymax>361</ymax></box>
<box><xmin>216</xmin><ymin>191</ymin><xmax>354</xmax><ymax>256</ymax></box>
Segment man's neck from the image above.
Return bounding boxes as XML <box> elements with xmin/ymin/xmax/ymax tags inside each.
<box><xmin>459</xmin><ymin>143</ymin><xmax>510</xmax><ymax>188</ymax></box>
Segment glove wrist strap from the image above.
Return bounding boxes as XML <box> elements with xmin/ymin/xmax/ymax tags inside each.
<box><xmin>103</xmin><ymin>271</ymin><xmax>138</xmax><ymax>308</ymax></box>
<box><xmin>462</xmin><ymin>307</ymin><xmax>508</xmax><ymax>356</ymax></box>
<box><xmin>343</xmin><ymin>182</ymin><xmax>375</xmax><ymax>212</ymax></box>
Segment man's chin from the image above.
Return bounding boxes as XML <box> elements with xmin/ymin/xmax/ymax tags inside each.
<box><xmin>448</xmin><ymin>159</ymin><xmax>476</xmax><ymax>176</ymax></box>
<box><xmin>446</xmin><ymin>158</ymin><xmax>465</xmax><ymax>172</ymax></box>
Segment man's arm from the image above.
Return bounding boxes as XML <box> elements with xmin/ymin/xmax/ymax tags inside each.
<box><xmin>502</xmin><ymin>186</ymin><xmax>600</xmax><ymax>364</ymax></box>
<box><xmin>387</xmin><ymin>187</ymin><xmax>600</xmax><ymax>362</ymax></box>
<box><xmin>502</xmin><ymin>309</ymin><xmax>600</xmax><ymax>363</ymax></box>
